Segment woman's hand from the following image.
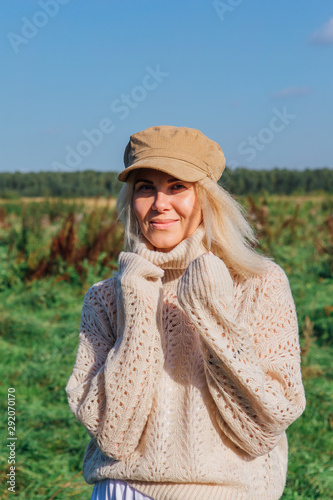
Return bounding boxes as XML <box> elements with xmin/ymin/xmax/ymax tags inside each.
<box><xmin>177</xmin><ymin>252</ymin><xmax>234</xmax><ymax>312</ymax></box>
<box><xmin>117</xmin><ymin>251</ymin><xmax>164</xmax><ymax>288</ymax></box>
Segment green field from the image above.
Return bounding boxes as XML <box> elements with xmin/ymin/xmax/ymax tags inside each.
<box><xmin>0</xmin><ymin>195</ymin><xmax>332</xmax><ymax>499</ymax></box>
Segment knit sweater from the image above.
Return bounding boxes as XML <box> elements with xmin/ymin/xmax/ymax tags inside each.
<box><xmin>66</xmin><ymin>227</ymin><xmax>306</xmax><ymax>500</ymax></box>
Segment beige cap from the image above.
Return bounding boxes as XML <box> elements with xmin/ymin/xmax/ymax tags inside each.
<box><xmin>118</xmin><ymin>125</ymin><xmax>226</xmax><ymax>183</ymax></box>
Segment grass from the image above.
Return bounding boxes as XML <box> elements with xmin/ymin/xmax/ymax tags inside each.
<box><xmin>0</xmin><ymin>278</ymin><xmax>91</xmax><ymax>499</ymax></box>
<box><xmin>0</xmin><ymin>195</ymin><xmax>332</xmax><ymax>499</ymax></box>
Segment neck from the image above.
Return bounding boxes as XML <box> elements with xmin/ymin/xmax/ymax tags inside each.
<box><xmin>135</xmin><ymin>226</ymin><xmax>206</xmax><ymax>283</ymax></box>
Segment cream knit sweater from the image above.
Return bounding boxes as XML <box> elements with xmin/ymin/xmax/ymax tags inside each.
<box><xmin>66</xmin><ymin>228</ymin><xmax>306</xmax><ymax>500</ymax></box>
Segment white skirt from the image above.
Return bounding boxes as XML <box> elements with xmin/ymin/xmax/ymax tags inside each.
<box><xmin>91</xmin><ymin>479</ymin><xmax>153</xmax><ymax>500</ymax></box>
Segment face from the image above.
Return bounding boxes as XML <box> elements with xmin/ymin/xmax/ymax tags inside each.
<box><xmin>132</xmin><ymin>169</ymin><xmax>202</xmax><ymax>252</ymax></box>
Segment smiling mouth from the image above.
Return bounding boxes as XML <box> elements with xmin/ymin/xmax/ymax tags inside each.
<box><xmin>149</xmin><ymin>219</ymin><xmax>179</xmax><ymax>229</ymax></box>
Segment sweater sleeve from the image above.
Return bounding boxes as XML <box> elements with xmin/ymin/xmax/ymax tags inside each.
<box><xmin>66</xmin><ymin>252</ymin><xmax>165</xmax><ymax>460</ymax></box>
<box><xmin>177</xmin><ymin>254</ymin><xmax>306</xmax><ymax>458</ymax></box>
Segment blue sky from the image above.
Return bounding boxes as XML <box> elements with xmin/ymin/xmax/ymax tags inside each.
<box><xmin>1</xmin><ymin>0</ymin><xmax>332</xmax><ymax>174</ymax></box>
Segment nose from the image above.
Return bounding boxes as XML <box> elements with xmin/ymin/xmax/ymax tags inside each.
<box><xmin>151</xmin><ymin>190</ymin><xmax>171</xmax><ymax>212</ymax></box>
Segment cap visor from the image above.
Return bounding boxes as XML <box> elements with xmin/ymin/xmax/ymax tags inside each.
<box><xmin>118</xmin><ymin>158</ymin><xmax>208</xmax><ymax>182</ymax></box>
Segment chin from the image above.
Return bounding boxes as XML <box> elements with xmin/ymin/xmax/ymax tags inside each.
<box><xmin>155</xmin><ymin>242</ymin><xmax>179</xmax><ymax>252</ymax></box>
<box><xmin>151</xmin><ymin>237</ymin><xmax>181</xmax><ymax>252</ymax></box>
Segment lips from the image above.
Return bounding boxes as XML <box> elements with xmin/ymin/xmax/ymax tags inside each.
<box><xmin>149</xmin><ymin>219</ymin><xmax>179</xmax><ymax>229</ymax></box>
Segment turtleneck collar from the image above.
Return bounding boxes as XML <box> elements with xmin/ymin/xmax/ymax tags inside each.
<box><xmin>135</xmin><ymin>226</ymin><xmax>206</xmax><ymax>282</ymax></box>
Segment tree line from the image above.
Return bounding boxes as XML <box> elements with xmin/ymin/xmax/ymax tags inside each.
<box><xmin>0</xmin><ymin>168</ymin><xmax>332</xmax><ymax>198</ymax></box>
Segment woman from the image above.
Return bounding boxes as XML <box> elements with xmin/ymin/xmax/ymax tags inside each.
<box><xmin>66</xmin><ymin>125</ymin><xmax>306</xmax><ymax>500</ymax></box>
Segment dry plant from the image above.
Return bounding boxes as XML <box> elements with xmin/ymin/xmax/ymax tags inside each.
<box><xmin>26</xmin><ymin>208</ymin><xmax>124</xmax><ymax>282</ymax></box>
<box><xmin>301</xmin><ymin>316</ymin><xmax>323</xmax><ymax>378</ymax></box>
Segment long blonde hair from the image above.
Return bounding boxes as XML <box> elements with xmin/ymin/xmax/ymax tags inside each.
<box><xmin>116</xmin><ymin>175</ymin><xmax>270</xmax><ymax>278</ymax></box>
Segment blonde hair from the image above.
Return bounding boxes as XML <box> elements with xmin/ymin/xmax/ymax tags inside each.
<box><xmin>116</xmin><ymin>175</ymin><xmax>270</xmax><ymax>278</ymax></box>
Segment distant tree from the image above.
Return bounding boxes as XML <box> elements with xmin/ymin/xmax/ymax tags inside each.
<box><xmin>0</xmin><ymin>169</ymin><xmax>332</xmax><ymax>198</ymax></box>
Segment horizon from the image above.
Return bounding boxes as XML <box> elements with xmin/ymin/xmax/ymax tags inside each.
<box><xmin>2</xmin><ymin>165</ymin><xmax>332</xmax><ymax>175</ymax></box>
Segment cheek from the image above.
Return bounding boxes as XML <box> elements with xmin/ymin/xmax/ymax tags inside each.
<box><xmin>178</xmin><ymin>195</ymin><xmax>201</xmax><ymax>223</ymax></box>
<box><xmin>133</xmin><ymin>198</ymin><xmax>148</xmax><ymax>227</ymax></box>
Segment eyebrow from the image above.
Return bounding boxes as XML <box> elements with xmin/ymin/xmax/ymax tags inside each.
<box><xmin>134</xmin><ymin>177</ymin><xmax>181</xmax><ymax>186</ymax></box>
<box><xmin>134</xmin><ymin>178</ymin><xmax>153</xmax><ymax>185</ymax></box>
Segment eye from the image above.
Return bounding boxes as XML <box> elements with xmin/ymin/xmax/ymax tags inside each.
<box><xmin>170</xmin><ymin>183</ymin><xmax>187</xmax><ymax>191</ymax></box>
<box><xmin>135</xmin><ymin>183</ymin><xmax>155</xmax><ymax>193</ymax></box>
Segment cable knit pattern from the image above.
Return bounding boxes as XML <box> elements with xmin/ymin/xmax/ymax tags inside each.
<box><xmin>66</xmin><ymin>227</ymin><xmax>306</xmax><ymax>500</ymax></box>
